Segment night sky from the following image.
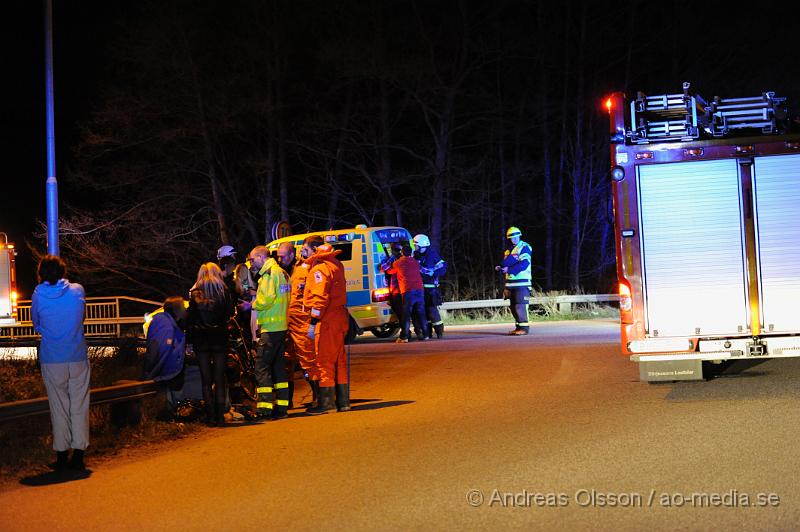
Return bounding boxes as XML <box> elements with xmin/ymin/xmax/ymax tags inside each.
<box><xmin>4</xmin><ymin>1</ymin><xmax>800</xmax><ymax>298</ymax></box>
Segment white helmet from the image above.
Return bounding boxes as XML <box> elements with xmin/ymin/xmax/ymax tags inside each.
<box><xmin>217</xmin><ymin>245</ymin><xmax>237</xmax><ymax>260</ymax></box>
<box><xmin>413</xmin><ymin>234</ymin><xmax>431</xmax><ymax>248</ymax></box>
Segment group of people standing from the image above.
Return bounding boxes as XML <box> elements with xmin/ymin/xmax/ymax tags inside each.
<box><xmin>380</xmin><ymin>234</ymin><xmax>448</xmax><ymax>343</ymax></box>
<box><xmin>149</xmin><ymin>235</ymin><xmax>352</xmax><ymax>426</ymax></box>
<box><xmin>28</xmin><ymin>225</ymin><xmax>532</xmax><ymax>470</ymax></box>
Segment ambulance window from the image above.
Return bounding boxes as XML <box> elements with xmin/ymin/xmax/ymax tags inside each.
<box><xmin>331</xmin><ymin>243</ymin><xmax>353</xmax><ymax>262</ymax></box>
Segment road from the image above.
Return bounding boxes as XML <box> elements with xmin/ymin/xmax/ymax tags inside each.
<box><xmin>2</xmin><ymin>319</ymin><xmax>800</xmax><ymax>531</ymax></box>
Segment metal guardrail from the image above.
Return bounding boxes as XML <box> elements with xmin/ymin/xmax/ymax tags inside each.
<box><xmin>0</xmin><ymin>296</ymin><xmax>161</xmax><ymax>340</ymax></box>
<box><xmin>0</xmin><ymin>380</ymin><xmax>159</xmax><ymax>423</ymax></box>
<box><xmin>441</xmin><ymin>293</ymin><xmax>619</xmax><ymax>314</ymax></box>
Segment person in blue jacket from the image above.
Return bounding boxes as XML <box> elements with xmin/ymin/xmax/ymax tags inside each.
<box><xmin>142</xmin><ymin>297</ymin><xmax>187</xmax><ymax>415</ymax></box>
<box><xmin>31</xmin><ymin>255</ymin><xmax>90</xmax><ymax>471</ymax></box>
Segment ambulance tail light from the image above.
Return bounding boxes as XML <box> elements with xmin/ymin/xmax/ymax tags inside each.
<box><xmin>10</xmin><ymin>290</ymin><xmax>18</xmax><ymax>317</ymax></box>
<box><xmin>619</xmin><ymin>280</ymin><xmax>633</xmax><ymax>324</ymax></box>
<box><xmin>371</xmin><ymin>288</ymin><xmax>391</xmax><ymax>303</ymax></box>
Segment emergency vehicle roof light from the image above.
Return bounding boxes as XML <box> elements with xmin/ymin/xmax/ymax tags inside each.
<box><xmin>605</xmin><ymin>97</ymin><xmax>613</xmax><ymax>113</ymax></box>
<box><xmin>355</xmin><ymin>224</ymin><xmax>367</xmax><ymax>229</ymax></box>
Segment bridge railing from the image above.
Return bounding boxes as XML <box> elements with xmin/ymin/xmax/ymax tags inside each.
<box><xmin>0</xmin><ymin>296</ymin><xmax>161</xmax><ymax>340</ymax></box>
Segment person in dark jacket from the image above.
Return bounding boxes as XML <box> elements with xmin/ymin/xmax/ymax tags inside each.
<box><xmin>31</xmin><ymin>255</ymin><xmax>90</xmax><ymax>471</ymax></box>
<box><xmin>386</xmin><ymin>245</ymin><xmax>428</xmax><ymax>343</ymax></box>
<box><xmin>142</xmin><ymin>296</ymin><xmax>187</xmax><ymax>416</ymax></box>
<box><xmin>187</xmin><ymin>262</ymin><xmax>233</xmax><ymax>426</ymax></box>
<box><xmin>412</xmin><ymin>234</ymin><xmax>447</xmax><ymax>339</ymax></box>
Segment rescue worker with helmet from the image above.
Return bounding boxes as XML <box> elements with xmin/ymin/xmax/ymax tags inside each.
<box><xmin>278</xmin><ymin>241</ymin><xmax>321</xmax><ymax>409</ymax></box>
<box><xmin>496</xmin><ymin>227</ymin><xmax>533</xmax><ymax>335</ymax></box>
<box><xmin>412</xmin><ymin>234</ymin><xmax>447</xmax><ymax>339</ymax></box>
<box><xmin>302</xmin><ymin>235</ymin><xmax>350</xmax><ymax>415</ymax></box>
<box><xmin>242</xmin><ymin>245</ymin><xmax>291</xmax><ymax>419</ymax></box>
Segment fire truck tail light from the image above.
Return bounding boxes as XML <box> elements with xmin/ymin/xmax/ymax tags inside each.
<box><xmin>684</xmin><ymin>148</ymin><xmax>704</xmax><ymax>157</ymax></box>
<box><xmin>786</xmin><ymin>142</ymin><xmax>800</xmax><ymax>150</ymax></box>
<box><xmin>619</xmin><ymin>282</ymin><xmax>632</xmax><ymax>312</ymax></box>
<box><xmin>10</xmin><ymin>291</ymin><xmax>17</xmax><ymax>301</ymax></box>
<box><xmin>371</xmin><ymin>288</ymin><xmax>390</xmax><ymax>303</ymax></box>
<box><xmin>618</xmin><ymin>281</ymin><xmax>634</xmax><ymax>324</ymax></box>
<box><xmin>635</xmin><ymin>152</ymin><xmax>654</xmax><ymax>160</ymax></box>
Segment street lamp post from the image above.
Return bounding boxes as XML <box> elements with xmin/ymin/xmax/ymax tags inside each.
<box><xmin>44</xmin><ymin>0</ymin><xmax>59</xmax><ymax>256</ymax></box>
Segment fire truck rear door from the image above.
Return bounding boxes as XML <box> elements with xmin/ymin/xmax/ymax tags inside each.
<box><xmin>637</xmin><ymin>159</ymin><xmax>749</xmax><ymax>337</ymax></box>
<box><xmin>753</xmin><ymin>153</ymin><xmax>800</xmax><ymax>332</ymax></box>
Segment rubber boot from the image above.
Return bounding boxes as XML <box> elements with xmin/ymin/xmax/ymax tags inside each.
<box><xmin>306</xmin><ymin>386</ymin><xmax>335</xmax><ymax>415</ymax></box>
<box><xmin>49</xmin><ymin>450</ymin><xmax>69</xmax><ymax>471</ymax></box>
<box><xmin>205</xmin><ymin>403</ymin><xmax>217</xmax><ymax>426</ymax></box>
<box><xmin>335</xmin><ymin>383</ymin><xmax>351</xmax><ymax>412</ymax></box>
<box><xmin>308</xmin><ymin>379</ymin><xmax>320</xmax><ymax>408</ymax></box>
<box><xmin>215</xmin><ymin>403</ymin><xmax>227</xmax><ymax>426</ymax></box>
<box><xmin>273</xmin><ymin>382</ymin><xmax>290</xmax><ymax>420</ymax></box>
<box><xmin>287</xmin><ymin>380</ymin><xmax>295</xmax><ymax>410</ymax></box>
<box><xmin>256</xmin><ymin>386</ymin><xmax>274</xmax><ymax>419</ymax></box>
<box><xmin>69</xmin><ymin>449</ymin><xmax>86</xmax><ymax>471</ymax></box>
<box><xmin>434</xmin><ymin>324</ymin><xmax>444</xmax><ymax>339</ymax></box>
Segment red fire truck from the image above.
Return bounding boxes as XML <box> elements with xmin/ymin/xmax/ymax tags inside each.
<box><xmin>0</xmin><ymin>233</ymin><xmax>18</xmax><ymax>325</ymax></box>
<box><xmin>607</xmin><ymin>83</ymin><xmax>800</xmax><ymax>381</ymax></box>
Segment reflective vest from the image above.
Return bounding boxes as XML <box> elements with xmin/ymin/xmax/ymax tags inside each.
<box><xmin>502</xmin><ymin>240</ymin><xmax>532</xmax><ymax>288</ymax></box>
<box><xmin>254</xmin><ymin>258</ymin><xmax>290</xmax><ymax>332</ymax></box>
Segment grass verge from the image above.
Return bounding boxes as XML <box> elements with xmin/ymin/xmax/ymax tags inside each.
<box><xmin>0</xmin><ymin>344</ymin><xmax>202</xmax><ymax>481</ymax></box>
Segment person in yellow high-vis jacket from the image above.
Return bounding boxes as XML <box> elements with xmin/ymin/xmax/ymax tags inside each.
<box><xmin>242</xmin><ymin>246</ymin><xmax>291</xmax><ymax>419</ymax></box>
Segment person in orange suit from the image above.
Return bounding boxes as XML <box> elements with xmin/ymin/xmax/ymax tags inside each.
<box><xmin>277</xmin><ymin>242</ymin><xmax>320</xmax><ymax>408</ymax></box>
<box><xmin>302</xmin><ymin>235</ymin><xmax>350</xmax><ymax>414</ymax></box>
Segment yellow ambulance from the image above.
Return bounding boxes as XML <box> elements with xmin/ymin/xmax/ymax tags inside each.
<box><xmin>266</xmin><ymin>225</ymin><xmax>412</xmax><ymax>338</ymax></box>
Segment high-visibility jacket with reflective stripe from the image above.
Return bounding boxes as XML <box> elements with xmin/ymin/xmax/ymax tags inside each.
<box><xmin>502</xmin><ymin>241</ymin><xmax>532</xmax><ymax>288</ymax></box>
<box><xmin>254</xmin><ymin>258</ymin><xmax>290</xmax><ymax>331</ymax></box>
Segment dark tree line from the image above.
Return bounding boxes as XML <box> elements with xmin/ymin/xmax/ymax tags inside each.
<box><xmin>50</xmin><ymin>0</ymin><xmax>800</xmax><ymax>300</ymax></box>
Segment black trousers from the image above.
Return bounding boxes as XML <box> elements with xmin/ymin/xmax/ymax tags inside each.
<box><xmin>255</xmin><ymin>330</ymin><xmax>289</xmax><ymax>411</ymax></box>
<box><xmin>508</xmin><ymin>286</ymin><xmax>531</xmax><ymax>329</ymax></box>
<box><xmin>423</xmin><ymin>287</ymin><xmax>443</xmax><ymax>326</ymax></box>
<box><xmin>195</xmin><ymin>339</ymin><xmax>227</xmax><ymax>407</ymax></box>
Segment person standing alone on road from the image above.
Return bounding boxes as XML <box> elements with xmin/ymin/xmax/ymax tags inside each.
<box><xmin>496</xmin><ymin>227</ymin><xmax>533</xmax><ymax>335</ymax></box>
<box><xmin>31</xmin><ymin>255</ymin><xmax>90</xmax><ymax>471</ymax></box>
<box><xmin>386</xmin><ymin>245</ymin><xmax>428</xmax><ymax>343</ymax></box>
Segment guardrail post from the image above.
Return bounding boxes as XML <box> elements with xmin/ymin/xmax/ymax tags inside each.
<box><xmin>558</xmin><ymin>301</ymin><xmax>572</xmax><ymax>314</ymax></box>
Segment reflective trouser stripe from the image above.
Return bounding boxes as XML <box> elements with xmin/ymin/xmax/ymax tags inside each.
<box><xmin>505</xmin><ymin>282</ymin><xmax>531</xmax><ymax>287</ymax></box>
<box><xmin>432</xmin><ymin>321</ymin><xmax>443</xmax><ymax>326</ymax></box>
<box><xmin>274</xmin><ymin>382</ymin><xmax>289</xmax><ymax>389</ymax></box>
<box><xmin>423</xmin><ymin>284</ymin><xmax>437</xmax><ymax>288</ymax></box>
<box><xmin>257</xmin><ymin>402</ymin><xmax>273</xmax><ymax>409</ymax></box>
<box><xmin>275</xmin><ymin>400</ymin><xmax>290</xmax><ymax>406</ymax></box>
<box><xmin>257</xmin><ymin>387</ymin><xmax>273</xmax><ymax>394</ymax></box>
<box><xmin>517</xmin><ymin>322</ymin><xmax>530</xmax><ymax>326</ymax></box>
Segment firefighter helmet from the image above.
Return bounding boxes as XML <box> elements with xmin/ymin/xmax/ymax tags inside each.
<box><xmin>217</xmin><ymin>245</ymin><xmax>237</xmax><ymax>260</ymax></box>
<box><xmin>413</xmin><ymin>234</ymin><xmax>431</xmax><ymax>248</ymax></box>
<box><xmin>506</xmin><ymin>226</ymin><xmax>522</xmax><ymax>239</ymax></box>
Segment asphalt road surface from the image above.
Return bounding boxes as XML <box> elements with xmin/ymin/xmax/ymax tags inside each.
<box><xmin>2</xmin><ymin>320</ymin><xmax>800</xmax><ymax>531</ymax></box>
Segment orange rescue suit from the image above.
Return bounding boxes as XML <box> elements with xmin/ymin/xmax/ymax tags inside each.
<box><xmin>286</xmin><ymin>259</ymin><xmax>318</xmax><ymax>380</ymax></box>
<box><xmin>303</xmin><ymin>245</ymin><xmax>349</xmax><ymax>387</ymax></box>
